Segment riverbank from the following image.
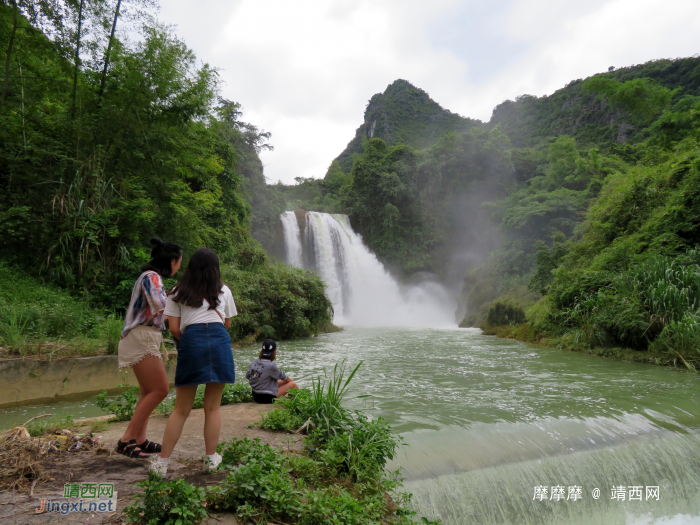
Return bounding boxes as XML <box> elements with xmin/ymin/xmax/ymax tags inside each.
<box><xmin>0</xmin><ymin>403</ymin><xmax>296</xmax><ymax>524</ymax></box>
<box><xmin>481</xmin><ymin>323</ymin><xmax>695</xmax><ymax>370</ymax></box>
<box><xmin>0</xmin><ymin>359</ymin><xmax>423</xmax><ymax>525</ymax></box>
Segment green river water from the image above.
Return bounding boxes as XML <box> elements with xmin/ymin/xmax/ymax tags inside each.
<box><xmin>2</xmin><ymin>327</ymin><xmax>700</xmax><ymax>524</ymax></box>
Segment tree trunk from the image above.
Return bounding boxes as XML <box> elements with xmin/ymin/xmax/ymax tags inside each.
<box><xmin>70</xmin><ymin>0</ymin><xmax>85</xmax><ymax>120</ymax></box>
<box><xmin>97</xmin><ymin>0</ymin><xmax>120</xmax><ymax>103</ymax></box>
<box><xmin>19</xmin><ymin>63</ymin><xmax>26</xmax><ymax>147</ymax></box>
<box><xmin>0</xmin><ymin>1</ymin><xmax>19</xmax><ymax>117</ymax></box>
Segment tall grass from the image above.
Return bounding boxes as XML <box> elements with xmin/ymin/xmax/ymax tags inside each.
<box><xmin>0</xmin><ymin>306</ymin><xmax>29</xmax><ymax>352</ymax></box>
<box><xmin>260</xmin><ymin>360</ymin><xmax>364</xmax><ymax>442</ymax></box>
<box><xmin>0</xmin><ymin>264</ymin><xmax>124</xmax><ymax>357</ymax></box>
<box><xmin>96</xmin><ymin>314</ymin><xmax>124</xmax><ymax>355</ymax></box>
<box><xmin>563</xmin><ymin>255</ymin><xmax>700</xmax><ymax>361</ymax></box>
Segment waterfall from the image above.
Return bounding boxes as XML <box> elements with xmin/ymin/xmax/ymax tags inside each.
<box><xmin>280</xmin><ymin>211</ymin><xmax>455</xmax><ymax>326</ymax></box>
<box><xmin>280</xmin><ymin>211</ymin><xmax>304</xmax><ymax>267</ymax></box>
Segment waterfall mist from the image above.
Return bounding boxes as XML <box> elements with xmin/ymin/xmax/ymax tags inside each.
<box><xmin>281</xmin><ymin>211</ymin><xmax>455</xmax><ymax>327</ymax></box>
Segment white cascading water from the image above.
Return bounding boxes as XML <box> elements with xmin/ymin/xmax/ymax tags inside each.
<box><xmin>281</xmin><ymin>211</ymin><xmax>455</xmax><ymax>327</ymax></box>
<box><xmin>280</xmin><ymin>211</ymin><xmax>304</xmax><ymax>267</ymax></box>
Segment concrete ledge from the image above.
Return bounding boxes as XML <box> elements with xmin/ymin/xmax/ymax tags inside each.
<box><xmin>0</xmin><ymin>352</ymin><xmax>178</xmax><ymax>408</ymax></box>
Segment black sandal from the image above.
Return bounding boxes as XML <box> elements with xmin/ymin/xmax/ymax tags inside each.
<box><xmin>115</xmin><ymin>439</ymin><xmax>150</xmax><ymax>459</ymax></box>
<box><xmin>138</xmin><ymin>439</ymin><xmax>162</xmax><ymax>454</ymax></box>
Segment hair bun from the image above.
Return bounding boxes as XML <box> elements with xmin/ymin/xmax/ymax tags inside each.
<box><xmin>150</xmin><ymin>237</ymin><xmax>163</xmax><ymax>247</ymax></box>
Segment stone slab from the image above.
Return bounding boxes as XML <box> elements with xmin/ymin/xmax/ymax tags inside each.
<box><xmin>0</xmin><ymin>353</ymin><xmax>178</xmax><ymax>408</ymax></box>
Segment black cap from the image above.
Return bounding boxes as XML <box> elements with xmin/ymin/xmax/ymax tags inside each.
<box><xmin>261</xmin><ymin>339</ymin><xmax>276</xmax><ymax>358</ymax></box>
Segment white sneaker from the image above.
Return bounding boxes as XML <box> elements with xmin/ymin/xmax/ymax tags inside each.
<box><xmin>150</xmin><ymin>457</ymin><xmax>168</xmax><ymax>477</ymax></box>
<box><xmin>204</xmin><ymin>452</ymin><xmax>222</xmax><ymax>472</ymax></box>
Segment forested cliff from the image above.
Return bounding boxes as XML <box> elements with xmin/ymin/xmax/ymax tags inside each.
<box><xmin>256</xmin><ymin>56</ymin><xmax>700</xmax><ymax>365</ymax></box>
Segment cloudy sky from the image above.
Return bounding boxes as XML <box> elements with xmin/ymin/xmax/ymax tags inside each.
<box><xmin>159</xmin><ymin>0</ymin><xmax>700</xmax><ymax>185</ymax></box>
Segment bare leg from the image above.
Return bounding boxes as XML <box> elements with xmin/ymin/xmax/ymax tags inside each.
<box><xmin>159</xmin><ymin>385</ymin><xmax>198</xmax><ymax>459</ymax></box>
<box><xmin>277</xmin><ymin>380</ymin><xmax>298</xmax><ymax>398</ymax></box>
<box><xmin>203</xmin><ymin>383</ymin><xmax>225</xmax><ymax>455</ymax></box>
<box><xmin>120</xmin><ymin>355</ymin><xmax>169</xmax><ymax>444</ymax></box>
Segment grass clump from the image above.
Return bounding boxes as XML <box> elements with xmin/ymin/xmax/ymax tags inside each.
<box><xmin>25</xmin><ymin>416</ymin><xmax>76</xmax><ymax>437</ymax></box>
<box><xmin>259</xmin><ymin>360</ymin><xmax>363</xmax><ymax>441</ymax></box>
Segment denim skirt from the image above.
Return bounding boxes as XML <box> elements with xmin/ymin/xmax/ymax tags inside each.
<box><xmin>175</xmin><ymin>323</ymin><xmax>235</xmax><ymax>386</ymax></box>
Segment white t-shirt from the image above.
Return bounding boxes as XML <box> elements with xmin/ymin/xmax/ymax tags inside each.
<box><xmin>164</xmin><ymin>285</ymin><xmax>237</xmax><ymax>331</ymax></box>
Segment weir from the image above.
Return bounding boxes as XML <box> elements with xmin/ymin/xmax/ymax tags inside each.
<box><xmin>280</xmin><ymin>210</ymin><xmax>455</xmax><ymax>326</ymax></box>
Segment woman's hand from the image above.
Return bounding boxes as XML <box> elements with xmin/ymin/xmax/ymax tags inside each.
<box><xmin>169</xmin><ymin>316</ymin><xmax>182</xmax><ymax>339</ymax></box>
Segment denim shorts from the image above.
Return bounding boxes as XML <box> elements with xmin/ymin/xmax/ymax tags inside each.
<box><xmin>175</xmin><ymin>323</ymin><xmax>235</xmax><ymax>386</ymax></box>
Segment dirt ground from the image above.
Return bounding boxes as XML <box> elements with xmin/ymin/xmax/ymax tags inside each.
<box><xmin>0</xmin><ymin>403</ymin><xmax>302</xmax><ymax>525</ymax></box>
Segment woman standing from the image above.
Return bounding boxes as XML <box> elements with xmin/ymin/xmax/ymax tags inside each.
<box><xmin>116</xmin><ymin>238</ymin><xmax>182</xmax><ymax>459</ymax></box>
<box><xmin>152</xmin><ymin>248</ymin><xmax>237</xmax><ymax>476</ymax></box>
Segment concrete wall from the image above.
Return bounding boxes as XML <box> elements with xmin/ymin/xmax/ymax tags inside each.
<box><xmin>0</xmin><ymin>353</ymin><xmax>178</xmax><ymax>408</ymax></box>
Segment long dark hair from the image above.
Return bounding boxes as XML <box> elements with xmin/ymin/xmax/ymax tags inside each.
<box><xmin>171</xmin><ymin>248</ymin><xmax>223</xmax><ymax>309</ymax></box>
<box><xmin>141</xmin><ymin>237</ymin><xmax>182</xmax><ymax>277</ymax></box>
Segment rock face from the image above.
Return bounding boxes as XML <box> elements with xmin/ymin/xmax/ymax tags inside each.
<box><xmin>334</xmin><ymin>79</ymin><xmax>479</xmax><ymax>172</ymax></box>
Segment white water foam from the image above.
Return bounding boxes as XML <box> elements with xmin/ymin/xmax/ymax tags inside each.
<box><xmin>281</xmin><ymin>211</ymin><xmax>455</xmax><ymax>327</ymax></box>
<box><xmin>280</xmin><ymin>211</ymin><xmax>304</xmax><ymax>268</ymax></box>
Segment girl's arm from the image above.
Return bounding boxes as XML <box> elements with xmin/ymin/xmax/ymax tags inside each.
<box><xmin>169</xmin><ymin>316</ymin><xmax>182</xmax><ymax>339</ymax></box>
<box><xmin>224</xmin><ymin>317</ymin><xmax>232</xmax><ymax>329</ymax></box>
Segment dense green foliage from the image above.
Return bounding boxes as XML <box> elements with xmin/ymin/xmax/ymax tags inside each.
<box><xmin>222</xmin><ymin>257</ymin><xmax>333</xmax><ymax>342</ymax></box>
<box><xmin>486</xmin><ymin>298</ymin><xmax>526</xmax><ymax>327</ymax></box>
<box><xmin>488</xmin><ymin>64</ymin><xmax>700</xmax><ymax>366</ymax></box>
<box><xmin>0</xmin><ymin>2</ymin><xmax>332</xmax><ymax>346</ymax></box>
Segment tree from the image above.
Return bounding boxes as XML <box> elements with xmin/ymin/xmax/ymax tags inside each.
<box><xmin>583</xmin><ymin>76</ymin><xmax>675</xmax><ymax>123</ymax></box>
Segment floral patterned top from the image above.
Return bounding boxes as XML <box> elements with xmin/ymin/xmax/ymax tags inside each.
<box><xmin>120</xmin><ymin>271</ymin><xmax>168</xmax><ymax>339</ymax></box>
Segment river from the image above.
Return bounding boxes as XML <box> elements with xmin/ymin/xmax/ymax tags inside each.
<box><xmin>3</xmin><ymin>327</ymin><xmax>700</xmax><ymax>524</ymax></box>
<box><xmin>239</xmin><ymin>327</ymin><xmax>700</xmax><ymax>525</ymax></box>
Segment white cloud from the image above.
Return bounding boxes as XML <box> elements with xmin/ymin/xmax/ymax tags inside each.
<box><xmin>158</xmin><ymin>0</ymin><xmax>700</xmax><ymax>184</ymax></box>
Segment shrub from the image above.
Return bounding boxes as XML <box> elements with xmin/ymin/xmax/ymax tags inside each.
<box><xmin>211</xmin><ymin>463</ymin><xmax>300</xmax><ymax>523</ymax></box>
<box><xmin>486</xmin><ymin>298</ymin><xmax>526</xmax><ymax>326</ymax></box>
<box><xmin>122</xmin><ymin>473</ymin><xmax>208</xmax><ymax>525</ymax></box>
<box><xmin>217</xmin><ymin>437</ymin><xmax>283</xmax><ymax>471</ymax></box>
<box><xmin>95</xmin><ymin>385</ymin><xmax>139</xmax><ymax>421</ymax></box>
<box><xmin>222</xmin><ymin>263</ymin><xmax>334</xmax><ymax>342</ymax></box>
<box><xmin>649</xmin><ymin>313</ymin><xmax>700</xmax><ymax>367</ymax></box>
<box><xmin>0</xmin><ymin>306</ymin><xmax>29</xmax><ymax>352</ymax></box>
<box><xmin>214</xmin><ymin>363</ymin><xmax>434</xmax><ymax>525</ymax></box>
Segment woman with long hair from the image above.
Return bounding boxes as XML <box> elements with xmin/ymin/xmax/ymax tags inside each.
<box><xmin>151</xmin><ymin>248</ymin><xmax>237</xmax><ymax>476</ymax></box>
<box><xmin>116</xmin><ymin>237</ymin><xmax>182</xmax><ymax>459</ymax></box>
